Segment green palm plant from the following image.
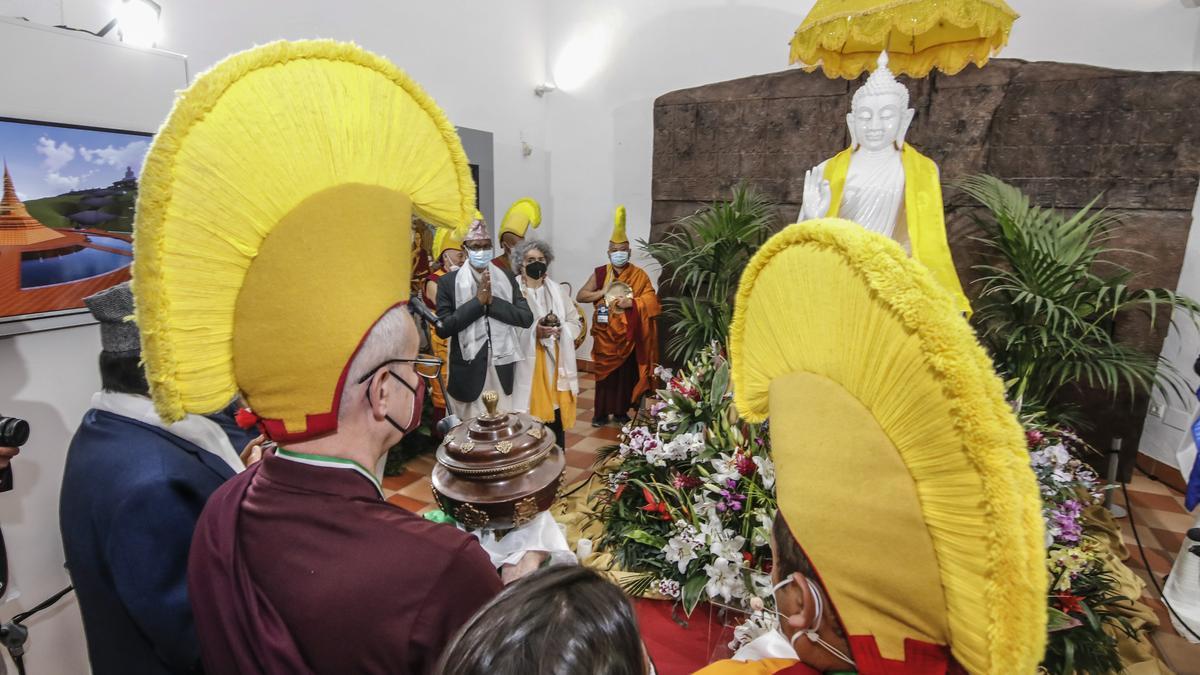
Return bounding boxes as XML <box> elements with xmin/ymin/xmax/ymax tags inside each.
<box><xmin>957</xmin><ymin>174</ymin><xmax>1200</xmax><ymax>420</ymax></box>
<box><xmin>639</xmin><ymin>182</ymin><xmax>777</xmax><ymax>363</ymax></box>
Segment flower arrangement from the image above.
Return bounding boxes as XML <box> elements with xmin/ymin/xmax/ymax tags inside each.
<box><xmin>1028</xmin><ymin>426</ymin><xmax>1139</xmax><ymax>675</ymax></box>
<box><xmin>590</xmin><ymin>344</ymin><xmax>778</xmax><ymax>629</ymax></box>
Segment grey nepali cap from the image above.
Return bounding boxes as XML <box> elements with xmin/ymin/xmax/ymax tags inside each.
<box><xmin>83</xmin><ymin>281</ymin><xmax>140</xmax><ymax>356</ymax></box>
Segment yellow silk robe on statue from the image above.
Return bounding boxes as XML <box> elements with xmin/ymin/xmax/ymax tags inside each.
<box><xmin>823</xmin><ymin>144</ymin><xmax>971</xmax><ymax>316</ymax></box>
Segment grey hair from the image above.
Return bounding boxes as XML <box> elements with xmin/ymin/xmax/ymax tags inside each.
<box><xmin>511</xmin><ymin>238</ymin><xmax>555</xmax><ymax>275</ymax></box>
<box><xmin>338</xmin><ymin>305</ymin><xmax>417</xmax><ymax>419</ymax></box>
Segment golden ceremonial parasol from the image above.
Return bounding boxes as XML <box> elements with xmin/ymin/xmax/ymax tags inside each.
<box><xmin>790</xmin><ymin>0</ymin><xmax>1018</xmax><ymax>79</ymax></box>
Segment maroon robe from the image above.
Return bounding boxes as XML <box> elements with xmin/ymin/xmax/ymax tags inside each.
<box><xmin>188</xmin><ymin>451</ymin><xmax>502</xmax><ymax>674</ymax></box>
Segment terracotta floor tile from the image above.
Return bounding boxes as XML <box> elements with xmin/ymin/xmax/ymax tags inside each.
<box><xmin>399</xmin><ymin>477</ymin><xmax>435</xmax><ymax>503</ymax></box>
<box><xmin>571</xmin><ymin>435</ymin><xmax>615</xmax><ymax>454</ymax></box>
<box><xmin>1153</xmin><ymin>632</ymin><xmax>1200</xmax><ymax>673</ymax></box>
<box><xmin>387</xmin><ymin>493</ymin><xmax>429</xmax><ymax>512</ymax></box>
<box><xmin>381</xmin><ymin>471</ymin><xmax>422</xmax><ymax>491</ymax></box>
<box><xmin>405</xmin><ymin>454</ymin><xmax>437</xmax><ymax>476</ymax></box>
<box><xmin>592</xmin><ymin>425</ymin><xmax>623</xmax><ymax>441</ymax></box>
<box><xmin>1128</xmin><ymin>490</ymin><xmax>1189</xmax><ymax>514</ymax></box>
<box><xmin>565</xmin><ymin>432</ymin><xmax>587</xmax><ymax>447</ymax></box>
<box><xmin>1150</xmin><ymin>527</ymin><xmax>1185</xmax><ymax>555</ymax></box>
<box><xmin>566</xmin><ymin>448</ymin><xmax>598</xmax><ymax>470</ymax></box>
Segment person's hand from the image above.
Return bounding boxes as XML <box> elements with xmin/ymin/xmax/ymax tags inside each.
<box><xmin>617</xmin><ymin>297</ymin><xmax>634</xmax><ymax>310</ymax></box>
<box><xmin>477</xmin><ymin>268</ymin><xmax>493</xmax><ymax>306</ymax></box>
<box><xmin>240</xmin><ymin>435</ymin><xmax>267</xmax><ymax>468</ymax></box>
<box><xmin>536</xmin><ymin>324</ymin><xmax>560</xmax><ymax>339</ymax></box>
<box><xmin>0</xmin><ymin>446</ymin><xmax>18</xmax><ymax>471</ymax></box>
<box><xmin>500</xmin><ymin>550</ymin><xmax>549</xmax><ymax>585</ymax></box>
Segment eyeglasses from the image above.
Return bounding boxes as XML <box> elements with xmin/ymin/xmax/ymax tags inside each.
<box><xmin>356</xmin><ymin>356</ymin><xmax>443</xmax><ymax>384</ymax></box>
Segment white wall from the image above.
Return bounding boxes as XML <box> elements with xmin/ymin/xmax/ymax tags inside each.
<box><xmin>155</xmin><ymin>0</ymin><xmax>553</xmax><ymax>244</ymax></box>
<box><xmin>541</xmin><ymin>1</ymin><xmax>1200</xmax><ymax>469</ymax></box>
<box><xmin>0</xmin><ymin>14</ymin><xmax>189</xmax><ymax>673</ymax></box>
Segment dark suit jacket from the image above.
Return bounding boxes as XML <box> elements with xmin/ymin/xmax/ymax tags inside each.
<box><xmin>435</xmin><ymin>264</ymin><xmax>534</xmax><ymax>402</ymax></box>
<box><xmin>59</xmin><ymin>407</ymin><xmax>248</xmax><ymax>675</ymax></box>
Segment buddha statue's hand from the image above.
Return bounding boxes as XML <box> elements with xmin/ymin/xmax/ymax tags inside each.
<box><xmin>801</xmin><ymin>168</ymin><xmax>832</xmax><ymax>220</ymax></box>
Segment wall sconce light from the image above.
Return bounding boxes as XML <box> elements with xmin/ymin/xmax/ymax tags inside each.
<box><xmin>97</xmin><ymin>0</ymin><xmax>163</xmax><ymax>48</ymax></box>
<box><xmin>534</xmin><ymin>83</ymin><xmax>558</xmax><ymax>97</ymax></box>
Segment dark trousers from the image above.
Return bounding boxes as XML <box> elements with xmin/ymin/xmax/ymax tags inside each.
<box><xmin>594</xmin><ymin>352</ymin><xmax>639</xmax><ymax>419</ymax></box>
<box><xmin>547</xmin><ymin>409</ymin><xmax>567</xmax><ymax>451</ymax></box>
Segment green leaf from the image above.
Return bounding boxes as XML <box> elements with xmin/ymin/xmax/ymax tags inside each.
<box><xmin>681</xmin><ymin>574</ymin><xmax>708</xmax><ymax>615</ymax></box>
<box><xmin>625</xmin><ymin>529</ymin><xmax>667</xmax><ymax>550</ymax></box>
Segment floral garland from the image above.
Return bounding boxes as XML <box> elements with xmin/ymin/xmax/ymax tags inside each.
<box><xmin>1027</xmin><ymin>426</ymin><xmax>1139</xmax><ymax>675</ymax></box>
<box><xmin>591</xmin><ymin>343</ymin><xmax>778</xmax><ymax>642</ymax></box>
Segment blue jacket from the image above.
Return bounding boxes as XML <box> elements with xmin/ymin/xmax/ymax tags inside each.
<box><xmin>59</xmin><ymin>407</ymin><xmax>252</xmax><ymax>674</ymax></box>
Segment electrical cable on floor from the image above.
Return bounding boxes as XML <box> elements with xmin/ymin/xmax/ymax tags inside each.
<box><xmin>1120</xmin><ymin>481</ymin><xmax>1200</xmax><ymax>642</ymax></box>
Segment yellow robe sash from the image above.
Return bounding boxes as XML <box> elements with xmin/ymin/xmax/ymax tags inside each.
<box><xmin>823</xmin><ymin>144</ymin><xmax>971</xmax><ymax>316</ymax></box>
<box><xmin>530</xmin><ymin>340</ymin><xmax>577</xmax><ymax>428</ymax></box>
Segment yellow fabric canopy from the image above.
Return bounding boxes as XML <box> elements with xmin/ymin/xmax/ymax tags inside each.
<box><xmin>729</xmin><ymin>219</ymin><xmax>1045</xmax><ymax>674</ymax></box>
<box><xmin>790</xmin><ymin>0</ymin><xmax>1018</xmax><ymax>78</ymax></box>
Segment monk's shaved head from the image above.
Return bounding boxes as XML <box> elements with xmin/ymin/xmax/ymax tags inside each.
<box><xmin>338</xmin><ymin>306</ymin><xmax>418</xmax><ymax>419</ymax></box>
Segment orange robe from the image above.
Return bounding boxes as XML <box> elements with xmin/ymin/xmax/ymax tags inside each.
<box><xmin>694</xmin><ymin>659</ymin><xmax>813</xmax><ymax>675</ymax></box>
<box><xmin>590</xmin><ymin>263</ymin><xmax>661</xmax><ymax>402</ymax></box>
<box><xmin>425</xmin><ymin>269</ymin><xmax>449</xmax><ymax>411</ymax></box>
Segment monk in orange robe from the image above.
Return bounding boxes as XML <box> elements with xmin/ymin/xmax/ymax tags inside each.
<box><xmin>576</xmin><ymin>206</ymin><xmax>660</xmax><ymax>426</ymax></box>
<box><xmin>425</xmin><ymin>227</ymin><xmax>465</xmax><ymax>426</ymax></box>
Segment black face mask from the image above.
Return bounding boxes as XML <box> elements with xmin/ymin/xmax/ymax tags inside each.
<box><xmin>525</xmin><ymin>261</ymin><xmax>548</xmax><ymax>280</ymax></box>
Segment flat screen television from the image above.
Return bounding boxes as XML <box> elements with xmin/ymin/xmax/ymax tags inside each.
<box><xmin>0</xmin><ymin>116</ymin><xmax>151</xmax><ymax>332</ymax></box>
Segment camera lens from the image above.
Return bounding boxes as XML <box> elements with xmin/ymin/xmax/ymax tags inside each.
<box><xmin>0</xmin><ymin>417</ymin><xmax>30</xmax><ymax>447</ymax></box>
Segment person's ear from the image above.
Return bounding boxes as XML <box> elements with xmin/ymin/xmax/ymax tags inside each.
<box><xmin>366</xmin><ymin>368</ymin><xmax>391</xmax><ymax>421</ymax></box>
<box><xmin>896</xmin><ymin>107</ymin><xmax>915</xmax><ymax>149</ymax></box>
<box><xmin>785</xmin><ymin>572</ymin><xmax>814</xmax><ymax>633</ymax></box>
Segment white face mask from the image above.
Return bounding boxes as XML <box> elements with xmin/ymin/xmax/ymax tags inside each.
<box><xmin>467</xmin><ymin>248</ymin><xmax>493</xmax><ymax>270</ymax></box>
<box><xmin>763</xmin><ymin>576</ymin><xmax>856</xmax><ymax>668</ymax></box>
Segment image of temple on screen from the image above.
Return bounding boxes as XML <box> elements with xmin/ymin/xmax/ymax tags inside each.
<box><xmin>0</xmin><ymin>118</ymin><xmax>150</xmax><ymax>321</ymax></box>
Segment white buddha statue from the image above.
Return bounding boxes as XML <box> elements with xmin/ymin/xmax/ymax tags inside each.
<box><xmin>799</xmin><ymin>52</ymin><xmax>970</xmax><ymax>315</ymax></box>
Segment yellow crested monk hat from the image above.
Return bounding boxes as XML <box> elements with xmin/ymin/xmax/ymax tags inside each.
<box><xmin>730</xmin><ymin>219</ymin><xmax>1046</xmax><ymax>674</ymax></box>
<box><xmin>610</xmin><ymin>205</ymin><xmax>628</xmax><ymax>244</ymax></box>
<box><xmin>132</xmin><ymin>40</ymin><xmax>475</xmax><ymax>442</ymax></box>
<box><xmin>499</xmin><ymin>198</ymin><xmax>541</xmax><ymax>240</ymax></box>
<box><xmin>433</xmin><ymin>226</ymin><xmax>464</xmax><ymax>261</ymax></box>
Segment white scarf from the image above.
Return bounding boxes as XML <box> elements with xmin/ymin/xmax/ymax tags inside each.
<box><xmin>90</xmin><ymin>391</ymin><xmax>245</xmax><ymax>473</ymax></box>
<box><xmin>454</xmin><ymin>265</ymin><xmax>522</xmax><ymax>366</ymax></box>
<box><xmin>512</xmin><ymin>277</ymin><xmax>580</xmax><ymax>412</ymax></box>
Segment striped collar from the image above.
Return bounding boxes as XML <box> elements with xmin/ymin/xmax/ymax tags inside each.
<box><xmin>274</xmin><ymin>448</ymin><xmax>384</xmax><ymax>499</ymax></box>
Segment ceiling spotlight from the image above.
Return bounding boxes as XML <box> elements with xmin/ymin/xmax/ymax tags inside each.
<box><xmin>534</xmin><ymin>83</ymin><xmax>558</xmax><ymax>97</ymax></box>
<box><xmin>97</xmin><ymin>0</ymin><xmax>162</xmax><ymax>48</ymax></box>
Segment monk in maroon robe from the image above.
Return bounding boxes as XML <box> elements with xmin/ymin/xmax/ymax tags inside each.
<box><xmin>188</xmin><ymin>307</ymin><xmax>503</xmax><ymax>674</ymax></box>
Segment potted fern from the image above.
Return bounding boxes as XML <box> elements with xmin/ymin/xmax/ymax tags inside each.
<box><xmin>956</xmin><ymin>174</ymin><xmax>1200</xmax><ymax>423</ymax></box>
<box><xmin>640</xmin><ymin>183</ymin><xmax>777</xmax><ymax>365</ymax></box>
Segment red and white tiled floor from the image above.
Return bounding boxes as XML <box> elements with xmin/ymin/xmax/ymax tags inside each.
<box><xmin>384</xmin><ymin>372</ymin><xmax>1200</xmax><ymax>671</ymax></box>
<box><xmin>1114</xmin><ymin>475</ymin><xmax>1200</xmax><ymax>673</ymax></box>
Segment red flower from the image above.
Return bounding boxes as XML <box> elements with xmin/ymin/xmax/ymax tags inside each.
<box><xmin>742</xmin><ymin>551</ymin><xmax>754</xmax><ymax>565</ymax></box>
<box><xmin>235</xmin><ymin>407</ymin><xmax>261</xmax><ymax>430</ymax></box>
<box><xmin>1026</xmin><ymin>430</ymin><xmax>1045</xmax><ymax>448</ymax></box>
<box><xmin>1053</xmin><ymin>593</ymin><xmax>1084</xmax><ymax>615</ymax></box>
<box><xmin>613</xmin><ymin>484</ymin><xmax>627</xmax><ymax>501</ymax></box>
<box><xmin>671</xmin><ymin>473</ymin><xmax>701</xmax><ymax>490</ymax></box>
<box><xmin>735</xmin><ymin>453</ymin><xmax>756</xmax><ymax>477</ymax></box>
<box><xmin>640</xmin><ymin>487</ymin><xmax>673</xmax><ymax>521</ymax></box>
<box><xmin>762</xmin><ymin>560</ymin><xmax>773</xmax><ymax>574</ymax></box>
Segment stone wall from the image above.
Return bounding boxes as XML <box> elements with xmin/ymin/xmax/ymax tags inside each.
<box><xmin>651</xmin><ymin>59</ymin><xmax>1200</xmax><ymax>474</ymax></box>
